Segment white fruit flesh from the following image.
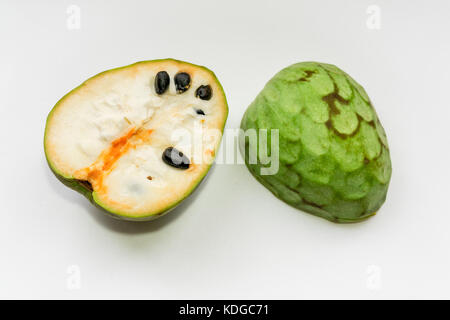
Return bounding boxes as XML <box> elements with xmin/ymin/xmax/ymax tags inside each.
<box><xmin>45</xmin><ymin>60</ymin><xmax>227</xmax><ymax>218</ymax></box>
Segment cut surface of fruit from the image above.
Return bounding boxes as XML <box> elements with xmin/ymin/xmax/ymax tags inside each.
<box><xmin>44</xmin><ymin>59</ymin><xmax>228</xmax><ymax>220</ymax></box>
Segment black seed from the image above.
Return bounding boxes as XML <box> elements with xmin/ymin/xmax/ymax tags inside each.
<box><xmin>195</xmin><ymin>85</ymin><xmax>212</xmax><ymax>100</ymax></box>
<box><xmin>174</xmin><ymin>72</ymin><xmax>191</xmax><ymax>93</ymax></box>
<box><xmin>195</xmin><ymin>109</ymin><xmax>205</xmax><ymax>115</ymax></box>
<box><xmin>155</xmin><ymin>71</ymin><xmax>170</xmax><ymax>94</ymax></box>
<box><xmin>162</xmin><ymin>147</ymin><xmax>190</xmax><ymax>169</ymax></box>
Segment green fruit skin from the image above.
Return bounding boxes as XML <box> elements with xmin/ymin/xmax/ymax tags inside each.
<box><xmin>240</xmin><ymin>62</ymin><xmax>392</xmax><ymax>223</ymax></box>
<box><xmin>44</xmin><ymin>59</ymin><xmax>228</xmax><ymax>221</ymax></box>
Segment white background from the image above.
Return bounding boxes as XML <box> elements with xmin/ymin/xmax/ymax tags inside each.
<box><xmin>1</xmin><ymin>0</ymin><xmax>449</xmax><ymax>299</ymax></box>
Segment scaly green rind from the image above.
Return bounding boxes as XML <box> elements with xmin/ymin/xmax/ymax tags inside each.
<box><xmin>44</xmin><ymin>58</ymin><xmax>228</xmax><ymax>221</ymax></box>
<box><xmin>240</xmin><ymin>62</ymin><xmax>391</xmax><ymax>223</ymax></box>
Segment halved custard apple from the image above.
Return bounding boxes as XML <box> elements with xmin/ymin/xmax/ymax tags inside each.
<box><xmin>44</xmin><ymin>59</ymin><xmax>228</xmax><ymax>221</ymax></box>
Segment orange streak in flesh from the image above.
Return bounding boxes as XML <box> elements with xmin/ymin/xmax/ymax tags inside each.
<box><xmin>78</xmin><ymin>127</ymin><xmax>153</xmax><ymax>194</ymax></box>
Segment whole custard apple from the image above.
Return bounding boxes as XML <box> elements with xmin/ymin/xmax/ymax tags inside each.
<box><xmin>239</xmin><ymin>62</ymin><xmax>392</xmax><ymax>223</ymax></box>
